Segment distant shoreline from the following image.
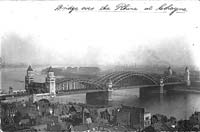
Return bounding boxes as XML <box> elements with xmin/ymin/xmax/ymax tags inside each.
<box><xmin>0</xmin><ymin>64</ymin><xmax>48</xmax><ymax>69</ymax></box>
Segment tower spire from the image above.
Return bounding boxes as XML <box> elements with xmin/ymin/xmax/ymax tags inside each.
<box><xmin>27</xmin><ymin>65</ymin><xmax>33</xmax><ymax>71</ymax></box>
<box><xmin>168</xmin><ymin>66</ymin><xmax>173</xmax><ymax>76</ymax></box>
<box><xmin>46</xmin><ymin>66</ymin><xmax>56</xmax><ymax>95</ymax></box>
<box><xmin>25</xmin><ymin>65</ymin><xmax>34</xmax><ymax>93</ymax></box>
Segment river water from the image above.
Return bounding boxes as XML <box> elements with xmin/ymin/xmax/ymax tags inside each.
<box><xmin>1</xmin><ymin>67</ymin><xmax>200</xmax><ymax>120</ymax></box>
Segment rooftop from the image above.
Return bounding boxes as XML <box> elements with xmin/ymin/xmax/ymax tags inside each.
<box><xmin>27</xmin><ymin>65</ymin><xmax>33</xmax><ymax>71</ymax></box>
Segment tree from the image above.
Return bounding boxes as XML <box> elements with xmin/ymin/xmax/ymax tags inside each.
<box><xmin>14</xmin><ymin>111</ymin><xmax>22</xmax><ymax>124</ymax></box>
<box><xmin>161</xmin><ymin>115</ymin><xmax>168</xmax><ymax>123</ymax></box>
<box><xmin>169</xmin><ymin>116</ymin><xmax>177</xmax><ymax>125</ymax></box>
<box><xmin>189</xmin><ymin>113</ymin><xmax>199</xmax><ymax>125</ymax></box>
<box><xmin>151</xmin><ymin>115</ymin><xmax>158</xmax><ymax>124</ymax></box>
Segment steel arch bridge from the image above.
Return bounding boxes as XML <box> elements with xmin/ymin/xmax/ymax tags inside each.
<box><xmin>55</xmin><ymin>71</ymin><xmax>185</xmax><ymax>92</ymax></box>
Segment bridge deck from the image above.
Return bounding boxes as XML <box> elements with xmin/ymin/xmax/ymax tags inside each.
<box><xmin>57</xmin><ymin>89</ymin><xmax>107</xmax><ymax>96</ymax></box>
<box><xmin>113</xmin><ymin>84</ymin><xmax>159</xmax><ymax>90</ymax></box>
<box><xmin>0</xmin><ymin>82</ymin><xmax>186</xmax><ymax>101</ymax></box>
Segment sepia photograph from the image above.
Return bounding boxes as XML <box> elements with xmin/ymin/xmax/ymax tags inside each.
<box><xmin>0</xmin><ymin>1</ymin><xmax>200</xmax><ymax>131</ymax></box>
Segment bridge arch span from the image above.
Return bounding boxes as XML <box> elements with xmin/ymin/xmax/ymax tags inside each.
<box><xmin>98</xmin><ymin>71</ymin><xmax>130</xmax><ymax>84</ymax></box>
<box><xmin>32</xmin><ymin>93</ymin><xmax>54</xmax><ymax>103</ymax></box>
<box><xmin>112</xmin><ymin>72</ymin><xmax>159</xmax><ymax>86</ymax></box>
<box><xmin>37</xmin><ymin>98</ymin><xmax>50</xmax><ymax>104</ymax></box>
<box><xmin>92</xmin><ymin>72</ymin><xmax>121</xmax><ymax>83</ymax></box>
<box><xmin>36</xmin><ymin>98</ymin><xmax>52</xmax><ymax>116</ymax></box>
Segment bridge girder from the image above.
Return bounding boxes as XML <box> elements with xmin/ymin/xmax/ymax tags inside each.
<box><xmin>163</xmin><ymin>75</ymin><xmax>184</xmax><ymax>83</ymax></box>
<box><xmin>92</xmin><ymin>71</ymin><xmax>127</xmax><ymax>84</ymax></box>
<box><xmin>101</xmin><ymin>71</ymin><xmax>131</xmax><ymax>84</ymax></box>
<box><xmin>91</xmin><ymin>72</ymin><xmax>118</xmax><ymax>83</ymax></box>
<box><xmin>112</xmin><ymin>72</ymin><xmax>159</xmax><ymax>86</ymax></box>
<box><xmin>56</xmin><ymin>79</ymin><xmax>103</xmax><ymax>90</ymax></box>
<box><xmin>78</xmin><ymin>81</ymin><xmax>103</xmax><ymax>89</ymax></box>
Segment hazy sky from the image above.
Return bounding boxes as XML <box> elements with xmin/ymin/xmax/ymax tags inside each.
<box><xmin>0</xmin><ymin>1</ymin><xmax>200</xmax><ymax>68</ymax></box>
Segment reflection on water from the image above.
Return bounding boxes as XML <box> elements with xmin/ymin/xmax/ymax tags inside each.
<box><xmin>2</xmin><ymin>68</ymin><xmax>200</xmax><ymax>120</ymax></box>
<box><xmin>110</xmin><ymin>90</ymin><xmax>200</xmax><ymax>120</ymax></box>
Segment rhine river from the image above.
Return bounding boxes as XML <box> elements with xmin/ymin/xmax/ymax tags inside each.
<box><xmin>1</xmin><ymin>67</ymin><xmax>200</xmax><ymax>120</ymax></box>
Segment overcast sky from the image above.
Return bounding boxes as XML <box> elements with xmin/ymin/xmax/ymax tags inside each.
<box><xmin>0</xmin><ymin>1</ymin><xmax>200</xmax><ymax>68</ymax></box>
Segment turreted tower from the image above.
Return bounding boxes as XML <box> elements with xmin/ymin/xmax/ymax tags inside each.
<box><xmin>185</xmin><ymin>66</ymin><xmax>191</xmax><ymax>86</ymax></box>
<box><xmin>46</xmin><ymin>66</ymin><xmax>56</xmax><ymax>95</ymax></box>
<box><xmin>168</xmin><ymin>66</ymin><xmax>173</xmax><ymax>76</ymax></box>
<box><xmin>25</xmin><ymin>65</ymin><xmax>34</xmax><ymax>92</ymax></box>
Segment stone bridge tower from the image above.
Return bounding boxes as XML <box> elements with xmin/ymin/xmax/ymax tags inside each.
<box><xmin>25</xmin><ymin>65</ymin><xmax>34</xmax><ymax>92</ymax></box>
<box><xmin>168</xmin><ymin>66</ymin><xmax>173</xmax><ymax>76</ymax></box>
<box><xmin>46</xmin><ymin>66</ymin><xmax>56</xmax><ymax>95</ymax></box>
<box><xmin>185</xmin><ymin>66</ymin><xmax>191</xmax><ymax>87</ymax></box>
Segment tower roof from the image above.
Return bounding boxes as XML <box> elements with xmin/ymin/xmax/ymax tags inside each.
<box><xmin>27</xmin><ymin>65</ymin><xmax>33</xmax><ymax>71</ymax></box>
<box><xmin>48</xmin><ymin>66</ymin><xmax>54</xmax><ymax>72</ymax></box>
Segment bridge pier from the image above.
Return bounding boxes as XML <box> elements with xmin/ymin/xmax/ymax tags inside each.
<box><xmin>86</xmin><ymin>79</ymin><xmax>113</xmax><ymax>104</ymax></box>
<box><xmin>160</xmin><ymin>86</ymin><xmax>164</xmax><ymax>94</ymax></box>
<box><xmin>86</xmin><ymin>90</ymin><xmax>112</xmax><ymax>104</ymax></box>
<box><xmin>139</xmin><ymin>79</ymin><xmax>165</xmax><ymax>98</ymax></box>
<box><xmin>160</xmin><ymin>78</ymin><xmax>164</xmax><ymax>94</ymax></box>
<box><xmin>185</xmin><ymin>67</ymin><xmax>191</xmax><ymax>87</ymax></box>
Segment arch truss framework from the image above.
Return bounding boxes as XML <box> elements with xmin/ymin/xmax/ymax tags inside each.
<box><xmin>56</xmin><ymin>71</ymin><xmax>184</xmax><ymax>91</ymax></box>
